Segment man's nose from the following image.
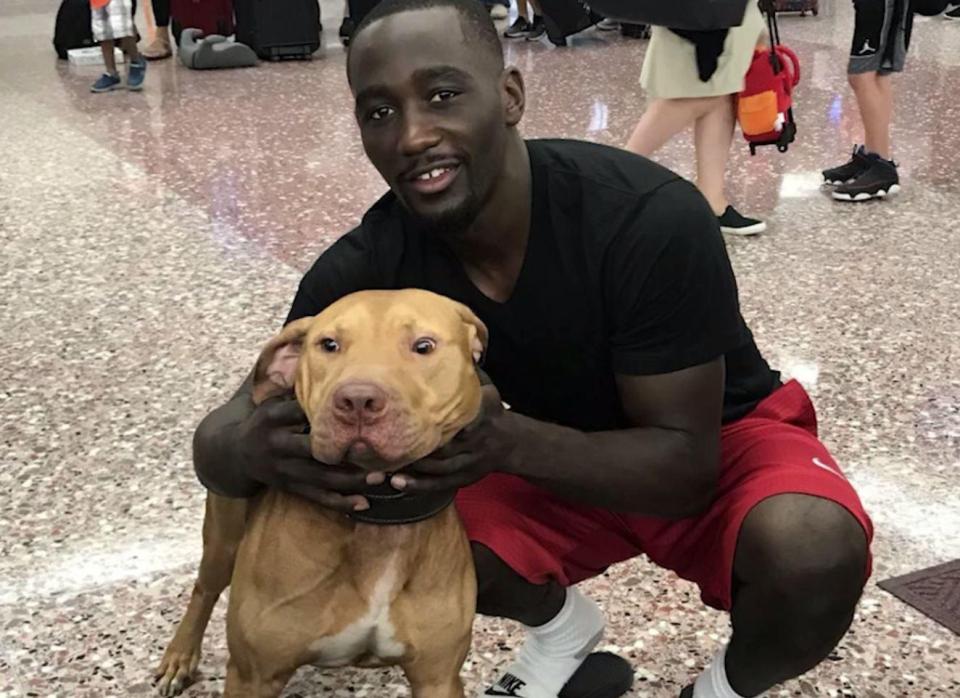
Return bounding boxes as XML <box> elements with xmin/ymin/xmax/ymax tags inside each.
<box><xmin>398</xmin><ymin>108</ymin><xmax>442</xmax><ymax>156</ymax></box>
<box><xmin>333</xmin><ymin>382</ymin><xmax>389</xmax><ymax>424</ymax></box>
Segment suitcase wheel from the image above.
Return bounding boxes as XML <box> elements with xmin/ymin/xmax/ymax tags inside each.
<box><xmin>777</xmin><ymin>143</ymin><xmax>789</xmax><ymax>153</ymax></box>
<box><xmin>749</xmin><ymin>144</ymin><xmax>757</xmax><ymax>156</ymax></box>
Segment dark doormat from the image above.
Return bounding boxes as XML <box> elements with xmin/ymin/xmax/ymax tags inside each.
<box><xmin>878</xmin><ymin>559</ymin><xmax>960</xmax><ymax>635</ymax></box>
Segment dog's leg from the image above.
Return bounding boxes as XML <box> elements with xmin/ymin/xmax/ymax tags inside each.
<box><xmin>222</xmin><ymin>659</ymin><xmax>294</xmax><ymax>698</ymax></box>
<box><xmin>155</xmin><ymin>494</ymin><xmax>248</xmax><ymax>696</ymax></box>
<box><xmin>402</xmin><ymin>636</ymin><xmax>471</xmax><ymax>698</ymax></box>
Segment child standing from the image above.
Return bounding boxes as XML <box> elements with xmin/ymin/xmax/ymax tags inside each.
<box><xmin>822</xmin><ymin>0</ymin><xmax>912</xmax><ymax>201</ymax></box>
<box><xmin>90</xmin><ymin>0</ymin><xmax>147</xmax><ymax>93</ymax></box>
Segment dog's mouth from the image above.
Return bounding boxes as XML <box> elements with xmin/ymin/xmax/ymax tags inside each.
<box><xmin>310</xmin><ymin>420</ymin><xmax>429</xmax><ymax>472</ymax></box>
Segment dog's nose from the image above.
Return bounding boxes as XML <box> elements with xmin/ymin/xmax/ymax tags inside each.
<box><xmin>333</xmin><ymin>382</ymin><xmax>388</xmax><ymax>423</ymax></box>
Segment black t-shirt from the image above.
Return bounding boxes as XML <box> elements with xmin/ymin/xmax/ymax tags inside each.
<box><xmin>286</xmin><ymin>139</ymin><xmax>780</xmax><ymax>428</ymax></box>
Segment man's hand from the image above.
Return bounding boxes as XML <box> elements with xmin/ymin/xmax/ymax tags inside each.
<box><xmin>235</xmin><ymin>395</ymin><xmax>372</xmax><ymax>513</ymax></box>
<box><xmin>389</xmin><ymin>385</ymin><xmax>516</xmax><ymax>493</ymax></box>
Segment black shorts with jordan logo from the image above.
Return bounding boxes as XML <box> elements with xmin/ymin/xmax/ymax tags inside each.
<box><xmin>849</xmin><ymin>0</ymin><xmax>913</xmax><ymax>75</ymax></box>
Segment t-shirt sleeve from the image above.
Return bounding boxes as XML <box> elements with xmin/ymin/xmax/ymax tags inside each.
<box><xmin>605</xmin><ymin>179</ymin><xmax>747</xmax><ymax>375</ymax></box>
<box><xmin>284</xmin><ymin>227</ymin><xmax>380</xmax><ymax>325</ymax></box>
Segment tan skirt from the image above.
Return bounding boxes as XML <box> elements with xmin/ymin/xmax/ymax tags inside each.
<box><xmin>640</xmin><ymin>2</ymin><xmax>766</xmax><ymax>99</ymax></box>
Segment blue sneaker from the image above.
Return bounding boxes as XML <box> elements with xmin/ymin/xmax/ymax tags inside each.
<box><xmin>127</xmin><ymin>58</ymin><xmax>147</xmax><ymax>91</ymax></box>
<box><xmin>91</xmin><ymin>72</ymin><xmax>122</xmax><ymax>93</ymax></box>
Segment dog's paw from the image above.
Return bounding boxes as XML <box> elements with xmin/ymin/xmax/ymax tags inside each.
<box><xmin>154</xmin><ymin>647</ymin><xmax>200</xmax><ymax>697</ymax></box>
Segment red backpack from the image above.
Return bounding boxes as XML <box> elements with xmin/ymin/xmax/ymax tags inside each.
<box><xmin>738</xmin><ymin>9</ymin><xmax>800</xmax><ymax>155</ymax></box>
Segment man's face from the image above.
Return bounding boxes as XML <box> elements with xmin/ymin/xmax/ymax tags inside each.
<box><xmin>348</xmin><ymin>8</ymin><xmax>516</xmax><ymax>234</ymax></box>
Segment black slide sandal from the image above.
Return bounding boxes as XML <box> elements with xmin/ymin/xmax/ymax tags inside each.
<box><xmin>558</xmin><ymin>652</ymin><xmax>634</xmax><ymax>698</ymax></box>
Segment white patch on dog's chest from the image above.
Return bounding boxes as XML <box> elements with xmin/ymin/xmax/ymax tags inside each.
<box><xmin>308</xmin><ymin>554</ymin><xmax>407</xmax><ymax>667</ymax></box>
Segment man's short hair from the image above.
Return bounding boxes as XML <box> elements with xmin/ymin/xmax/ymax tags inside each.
<box><xmin>347</xmin><ymin>0</ymin><xmax>505</xmax><ymax>80</ymax></box>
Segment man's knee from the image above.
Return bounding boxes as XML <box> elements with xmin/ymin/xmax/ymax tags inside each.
<box><xmin>737</xmin><ymin>494</ymin><xmax>869</xmax><ymax>613</ymax></box>
<box><xmin>848</xmin><ymin>71</ymin><xmax>874</xmax><ymax>92</ymax></box>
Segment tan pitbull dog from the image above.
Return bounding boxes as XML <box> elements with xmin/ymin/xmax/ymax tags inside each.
<box><xmin>156</xmin><ymin>289</ymin><xmax>486</xmax><ymax>698</ymax></box>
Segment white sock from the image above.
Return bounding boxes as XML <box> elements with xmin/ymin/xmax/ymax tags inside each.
<box><xmin>693</xmin><ymin>646</ymin><xmax>750</xmax><ymax>698</ymax></box>
<box><xmin>483</xmin><ymin>587</ymin><xmax>605</xmax><ymax>698</ymax></box>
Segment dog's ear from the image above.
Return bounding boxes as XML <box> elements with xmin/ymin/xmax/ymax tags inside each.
<box><xmin>452</xmin><ymin>301</ymin><xmax>488</xmax><ymax>365</ymax></box>
<box><xmin>251</xmin><ymin>316</ymin><xmax>315</xmax><ymax>405</ymax></box>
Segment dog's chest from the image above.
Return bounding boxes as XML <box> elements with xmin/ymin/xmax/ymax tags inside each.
<box><xmin>307</xmin><ymin>554</ymin><xmax>407</xmax><ymax>667</ymax></box>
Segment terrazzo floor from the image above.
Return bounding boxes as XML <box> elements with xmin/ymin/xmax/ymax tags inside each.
<box><xmin>1</xmin><ymin>0</ymin><xmax>958</xmax><ymax>696</ymax></box>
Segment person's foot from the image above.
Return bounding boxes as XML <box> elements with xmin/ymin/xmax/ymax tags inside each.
<box><xmin>141</xmin><ymin>33</ymin><xmax>172</xmax><ymax>60</ymax></box>
<box><xmin>489</xmin><ymin>3</ymin><xmax>509</xmax><ymax>20</ymax></box>
<box><xmin>484</xmin><ymin>652</ymin><xmax>633</xmax><ymax>698</ymax></box>
<box><xmin>718</xmin><ymin>206</ymin><xmax>766</xmax><ymax>235</ymax></box>
<box><xmin>504</xmin><ymin>17</ymin><xmax>531</xmax><ymax>38</ymax></box>
<box><xmin>526</xmin><ymin>16</ymin><xmax>546</xmax><ymax>40</ymax></box>
<box><xmin>597</xmin><ymin>18</ymin><xmax>620</xmax><ymax>31</ymax></box>
<box><xmin>127</xmin><ymin>58</ymin><xmax>147</xmax><ymax>91</ymax></box>
<box><xmin>944</xmin><ymin>3</ymin><xmax>960</xmax><ymax>19</ymax></box>
<box><xmin>91</xmin><ymin>72</ymin><xmax>122</xmax><ymax>93</ymax></box>
<box><xmin>832</xmin><ymin>153</ymin><xmax>900</xmax><ymax>201</ymax></box>
<box><xmin>822</xmin><ymin>144</ymin><xmax>870</xmax><ymax>185</ymax></box>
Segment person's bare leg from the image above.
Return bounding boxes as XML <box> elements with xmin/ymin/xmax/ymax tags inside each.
<box><xmin>849</xmin><ymin>72</ymin><xmax>891</xmax><ymax>159</ymax></box>
<box><xmin>517</xmin><ymin>0</ymin><xmax>529</xmax><ymax>17</ymax></box>
<box><xmin>693</xmin><ymin>95</ymin><xmax>737</xmax><ymax>215</ymax></box>
<box><xmin>101</xmin><ymin>39</ymin><xmax>118</xmax><ymax>75</ymax></box>
<box><xmin>625</xmin><ymin>97</ymin><xmax>710</xmax><ymax>157</ymax></box>
<box><xmin>121</xmin><ymin>35</ymin><xmax>141</xmax><ymax>63</ymax></box>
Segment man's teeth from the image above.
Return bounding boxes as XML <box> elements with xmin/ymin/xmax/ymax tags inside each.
<box><xmin>417</xmin><ymin>167</ymin><xmax>452</xmax><ymax>181</ymax></box>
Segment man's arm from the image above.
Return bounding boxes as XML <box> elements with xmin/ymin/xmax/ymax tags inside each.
<box><xmin>193</xmin><ymin>374</ymin><xmax>261</xmax><ymax>497</ymax></box>
<box><xmin>501</xmin><ymin>358</ymin><xmax>724</xmax><ymax>518</ymax></box>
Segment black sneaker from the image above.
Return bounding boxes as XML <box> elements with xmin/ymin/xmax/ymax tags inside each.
<box><xmin>526</xmin><ymin>15</ymin><xmax>546</xmax><ymax>40</ymax></box>
<box><xmin>822</xmin><ymin>145</ymin><xmax>870</xmax><ymax>185</ymax></box>
<box><xmin>718</xmin><ymin>206</ymin><xmax>766</xmax><ymax>236</ymax></box>
<box><xmin>944</xmin><ymin>3</ymin><xmax>960</xmax><ymax>19</ymax></box>
<box><xmin>504</xmin><ymin>16</ymin><xmax>531</xmax><ymax>38</ymax></box>
<box><xmin>832</xmin><ymin>154</ymin><xmax>900</xmax><ymax>201</ymax></box>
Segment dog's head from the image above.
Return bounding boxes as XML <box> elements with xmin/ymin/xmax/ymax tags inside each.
<box><xmin>252</xmin><ymin>289</ymin><xmax>487</xmax><ymax>471</ymax></box>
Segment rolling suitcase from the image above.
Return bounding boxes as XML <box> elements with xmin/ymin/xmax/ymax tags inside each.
<box><xmin>536</xmin><ymin>0</ymin><xmax>601</xmax><ymax>46</ymax></box>
<box><xmin>235</xmin><ymin>0</ymin><xmax>321</xmax><ymax>60</ymax></box>
<box><xmin>774</xmin><ymin>0</ymin><xmax>819</xmax><ymax>16</ymax></box>
<box><xmin>171</xmin><ymin>0</ymin><xmax>235</xmax><ymax>42</ymax></box>
<box><xmin>53</xmin><ymin>0</ymin><xmax>95</xmax><ymax>59</ymax></box>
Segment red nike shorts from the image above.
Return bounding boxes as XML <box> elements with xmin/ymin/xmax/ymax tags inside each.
<box><xmin>455</xmin><ymin>380</ymin><xmax>874</xmax><ymax>611</ymax></box>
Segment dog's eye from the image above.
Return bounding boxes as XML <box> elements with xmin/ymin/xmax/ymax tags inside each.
<box><xmin>412</xmin><ymin>338</ymin><xmax>436</xmax><ymax>355</ymax></box>
<box><xmin>319</xmin><ymin>338</ymin><xmax>340</xmax><ymax>353</ymax></box>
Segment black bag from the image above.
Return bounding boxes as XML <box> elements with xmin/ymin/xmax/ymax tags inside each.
<box><xmin>53</xmin><ymin>0</ymin><xmax>94</xmax><ymax>59</ymax></box>
<box><xmin>587</xmin><ymin>0</ymin><xmax>749</xmax><ymax>31</ymax></box>
<box><xmin>537</xmin><ymin>0</ymin><xmax>601</xmax><ymax>46</ymax></box>
<box><xmin>234</xmin><ymin>0</ymin><xmax>321</xmax><ymax>60</ymax></box>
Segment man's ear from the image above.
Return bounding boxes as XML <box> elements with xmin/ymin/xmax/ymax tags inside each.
<box><xmin>250</xmin><ymin>316</ymin><xmax>315</xmax><ymax>405</ymax></box>
<box><xmin>502</xmin><ymin>66</ymin><xmax>525</xmax><ymax>128</ymax></box>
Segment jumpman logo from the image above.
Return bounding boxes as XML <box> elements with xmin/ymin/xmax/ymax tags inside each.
<box><xmin>858</xmin><ymin>38</ymin><xmax>877</xmax><ymax>55</ymax></box>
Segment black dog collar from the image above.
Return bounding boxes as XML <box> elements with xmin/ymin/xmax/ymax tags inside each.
<box><xmin>348</xmin><ymin>481</ymin><xmax>456</xmax><ymax>525</ymax></box>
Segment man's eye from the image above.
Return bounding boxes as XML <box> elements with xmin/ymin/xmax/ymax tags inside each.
<box><xmin>369</xmin><ymin>106</ymin><xmax>395</xmax><ymax>121</ymax></box>
<box><xmin>429</xmin><ymin>90</ymin><xmax>458</xmax><ymax>103</ymax></box>
<box><xmin>412</xmin><ymin>338</ymin><xmax>437</xmax><ymax>355</ymax></box>
<box><xmin>320</xmin><ymin>338</ymin><xmax>340</xmax><ymax>353</ymax></box>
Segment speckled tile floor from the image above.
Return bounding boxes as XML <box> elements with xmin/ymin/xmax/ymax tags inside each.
<box><xmin>1</xmin><ymin>1</ymin><xmax>958</xmax><ymax>696</ymax></box>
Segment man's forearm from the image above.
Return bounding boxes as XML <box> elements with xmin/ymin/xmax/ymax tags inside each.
<box><xmin>501</xmin><ymin>412</ymin><xmax>719</xmax><ymax>518</ymax></box>
<box><xmin>193</xmin><ymin>376</ymin><xmax>262</xmax><ymax>498</ymax></box>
